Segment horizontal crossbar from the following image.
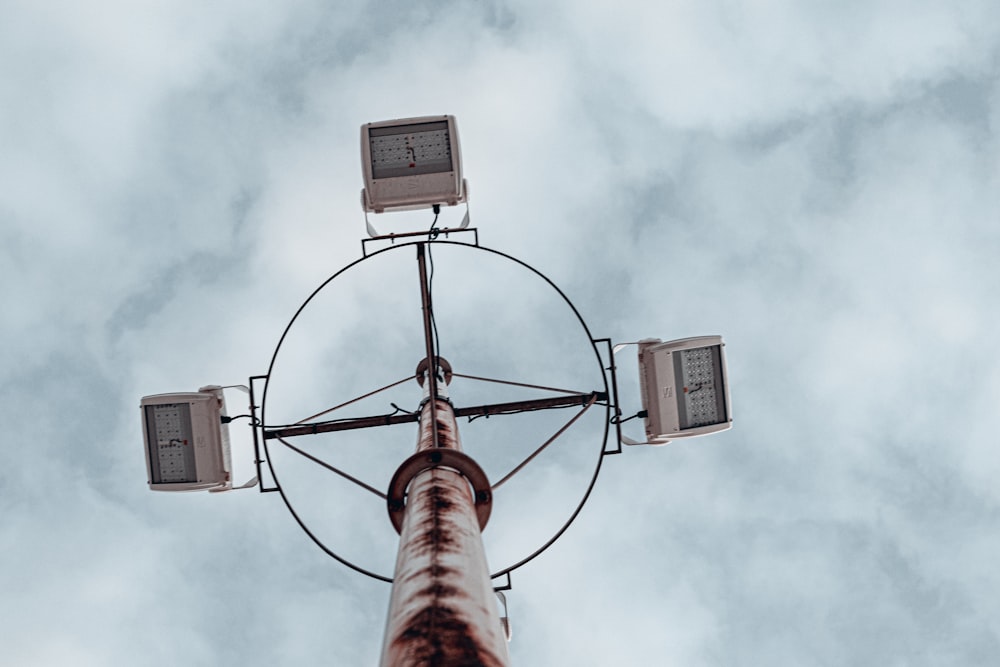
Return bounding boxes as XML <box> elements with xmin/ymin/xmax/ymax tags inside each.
<box><xmin>263</xmin><ymin>392</ymin><xmax>607</xmax><ymax>440</ymax></box>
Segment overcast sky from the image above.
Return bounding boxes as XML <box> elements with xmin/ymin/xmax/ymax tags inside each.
<box><xmin>3</xmin><ymin>1</ymin><xmax>1000</xmax><ymax>665</ymax></box>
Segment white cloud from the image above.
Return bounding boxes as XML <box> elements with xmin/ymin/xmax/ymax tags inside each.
<box><xmin>3</xmin><ymin>1</ymin><xmax>1000</xmax><ymax>664</ymax></box>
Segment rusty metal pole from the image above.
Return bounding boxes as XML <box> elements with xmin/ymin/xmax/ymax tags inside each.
<box><xmin>380</xmin><ymin>381</ymin><xmax>510</xmax><ymax>666</ymax></box>
<box><xmin>379</xmin><ymin>243</ymin><xmax>511</xmax><ymax>666</ymax></box>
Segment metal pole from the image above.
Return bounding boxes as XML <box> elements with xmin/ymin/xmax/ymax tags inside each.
<box><xmin>416</xmin><ymin>243</ymin><xmax>439</xmax><ymax>449</ymax></box>
<box><xmin>380</xmin><ymin>374</ymin><xmax>511</xmax><ymax>667</ymax></box>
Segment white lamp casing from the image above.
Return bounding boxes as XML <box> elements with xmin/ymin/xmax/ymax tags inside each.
<box><xmin>140</xmin><ymin>386</ymin><xmax>231</xmax><ymax>492</ymax></box>
<box><xmin>360</xmin><ymin>115</ymin><xmax>467</xmax><ymax>213</ymax></box>
<box><xmin>637</xmin><ymin>336</ymin><xmax>732</xmax><ymax>445</ymax></box>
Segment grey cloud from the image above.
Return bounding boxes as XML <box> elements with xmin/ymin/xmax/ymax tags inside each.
<box><xmin>4</xmin><ymin>1</ymin><xmax>1000</xmax><ymax>665</ymax></box>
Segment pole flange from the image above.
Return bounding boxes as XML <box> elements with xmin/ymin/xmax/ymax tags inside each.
<box><xmin>387</xmin><ymin>449</ymin><xmax>492</xmax><ymax>534</ymax></box>
<box><xmin>415</xmin><ymin>356</ymin><xmax>453</xmax><ymax>387</ymax></box>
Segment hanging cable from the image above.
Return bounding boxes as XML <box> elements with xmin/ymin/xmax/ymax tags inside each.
<box><xmin>427</xmin><ymin>205</ymin><xmax>443</xmax><ymax>381</ymax></box>
<box><xmin>465</xmin><ymin>401</ymin><xmax>584</xmax><ymax>423</ymax></box>
<box><xmin>610</xmin><ymin>410</ymin><xmax>647</xmax><ymax>425</ymax></box>
<box><xmin>221</xmin><ymin>414</ymin><xmax>259</xmax><ymax>425</ymax></box>
<box><xmin>264</xmin><ymin>408</ymin><xmax>411</xmax><ymax>431</ymax></box>
<box><xmin>428</xmin><ymin>204</ymin><xmax>441</xmax><ymax>239</ymax></box>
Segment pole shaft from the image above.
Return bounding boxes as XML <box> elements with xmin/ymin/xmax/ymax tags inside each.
<box><xmin>380</xmin><ymin>395</ymin><xmax>510</xmax><ymax>667</ymax></box>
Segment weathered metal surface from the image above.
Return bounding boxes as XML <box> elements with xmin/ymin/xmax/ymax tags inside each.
<box><xmin>263</xmin><ymin>411</ymin><xmax>420</xmax><ymax>439</ymax></box>
<box><xmin>386</xmin><ymin>448</ymin><xmax>492</xmax><ymax>534</ymax></box>
<box><xmin>380</xmin><ymin>397</ymin><xmax>511</xmax><ymax>667</ymax></box>
<box><xmin>263</xmin><ymin>392</ymin><xmax>605</xmax><ymax>440</ymax></box>
<box><xmin>452</xmin><ymin>392</ymin><xmax>606</xmax><ymax>419</ymax></box>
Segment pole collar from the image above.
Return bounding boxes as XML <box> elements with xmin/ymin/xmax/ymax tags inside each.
<box><xmin>387</xmin><ymin>448</ymin><xmax>492</xmax><ymax>534</ymax></box>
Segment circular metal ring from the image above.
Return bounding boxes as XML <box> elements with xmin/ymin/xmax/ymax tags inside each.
<box><xmin>386</xmin><ymin>448</ymin><xmax>492</xmax><ymax>534</ymax></box>
<box><xmin>260</xmin><ymin>238</ymin><xmax>611</xmax><ymax>582</ymax></box>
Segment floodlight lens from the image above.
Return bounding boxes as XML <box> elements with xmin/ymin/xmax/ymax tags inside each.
<box><xmin>145</xmin><ymin>403</ymin><xmax>197</xmax><ymax>483</ymax></box>
<box><xmin>675</xmin><ymin>346</ymin><xmax>727</xmax><ymax>429</ymax></box>
<box><xmin>369</xmin><ymin>121</ymin><xmax>452</xmax><ymax>179</ymax></box>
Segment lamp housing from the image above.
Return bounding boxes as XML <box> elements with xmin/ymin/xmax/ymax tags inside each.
<box><xmin>360</xmin><ymin>115</ymin><xmax>467</xmax><ymax>213</ymax></box>
<box><xmin>140</xmin><ymin>386</ymin><xmax>231</xmax><ymax>491</ymax></box>
<box><xmin>637</xmin><ymin>336</ymin><xmax>732</xmax><ymax>444</ymax></box>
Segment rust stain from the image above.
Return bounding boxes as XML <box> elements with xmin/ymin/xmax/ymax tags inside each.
<box><xmin>408</xmin><ymin>483</ymin><xmax>461</xmax><ymax>555</ymax></box>
<box><xmin>382</xmin><ymin>391</ymin><xmax>509</xmax><ymax>667</ymax></box>
<box><xmin>400</xmin><ymin>564</ymin><xmax>460</xmax><ymax>586</ymax></box>
<box><xmin>394</xmin><ymin>605</ymin><xmax>508</xmax><ymax>667</ymax></box>
<box><xmin>415</xmin><ymin>582</ymin><xmax>463</xmax><ymax>599</ymax></box>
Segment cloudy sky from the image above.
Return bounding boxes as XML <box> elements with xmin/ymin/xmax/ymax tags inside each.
<box><xmin>3</xmin><ymin>1</ymin><xmax>1000</xmax><ymax>665</ymax></box>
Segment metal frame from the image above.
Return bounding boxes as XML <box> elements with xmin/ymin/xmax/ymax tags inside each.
<box><xmin>361</xmin><ymin>226</ymin><xmax>479</xmax><ymax>257</ymax></box>
<box><xmin>255</xmin><ymin>236</ymin><xmax>618</xmax><ymax>582</ymax></box>
<box><xmin>596</xmin><ymin>337</ymin><xmax>625</xmax><ymax>456</ymax></box>
<box><xmin>491</xmin><ymin>571</ymin><xmax>512</xmax><ymax>593</ymax></box>
<box><xmin>263</xmin><ymin>393</ymin><xmax>605</xmax><ymax>440</ymax></box>
<box><xmin>248</xmin><ymin>374</ymin><xmax>278</xmax><ymax>493</ymax></box>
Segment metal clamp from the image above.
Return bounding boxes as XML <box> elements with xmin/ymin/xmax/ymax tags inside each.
<box><xmin>415</xmin><ymin>356</ymin><xmax>453</xmax><ymax>386</ymax></box>
<box><xmin>387</xmin><ymin>448</ymin><xmax>493</xmax><ymax>534</ymax></box>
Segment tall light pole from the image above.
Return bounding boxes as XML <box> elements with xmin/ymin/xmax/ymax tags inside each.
<box><xmin>380</xmin><ymin>365</ymin><xmax>509</xmax><ymax>666</ymax></box>
<box><xmin>379</xmin><ymin>243</ymin><xmax>509</xmax><ymax>666</ymax></box>
<box><xmin>138</xmin><ymin>114</ymin><xmax>733</xmax><ymax>664</ymax></box>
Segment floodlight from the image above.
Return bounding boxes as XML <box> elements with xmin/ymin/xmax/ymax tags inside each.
<box><xmin>140</xmin><ymin>386</ymin><xmax>231</xmax><ymax>491</ymax></box>
<box><xmin>637</xmin><ymin>336</ymin><xmax>732</xmax><ymax>444</ymax></box>
<box><xmin>360</xmin><ymin>115</ymin><xmax>468</xmax><ymax>213</ymax></box>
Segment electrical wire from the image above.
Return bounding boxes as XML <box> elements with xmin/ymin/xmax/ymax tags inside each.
<box><xmin>263</xmin><ymin>409</ymin><xmax>409</xmax><ymax>431</ymax></box>
<box><xmin>428</xmin><ymin>204</ymin><xmax>441</xmax><ymax>239</ymax></box>
<box><xmin>465</xmin><ymin>401</ymin><xmax>585</xmax><ymax>423</ymax></box>
<box><xmin>427</xmin><ymin>206</ymin><xmax>443</xmax><ymax>381</ymax></box>
<box><xmin>266</xmin><ymin>398</ymin><xmax>590</xmax><ymax>430</ymax></box>
<box><xmin>610</xmin><ymin>410</ymin><xmax>647</xmax><ymax>425</ymax></box>
<box><xmin>221</xmin><ymin>414</ymin><xmax>258</xmax><ymax>425</ymax></box>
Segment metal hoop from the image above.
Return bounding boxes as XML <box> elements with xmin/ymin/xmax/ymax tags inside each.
<box><xmin>260</xmin><ymin>238</ymin><xmax>611</xmax><ymax>582</ymax></box>
<box><xmin>387</xmin><ymin>449</ymin><xmax>492</xmax><ymax>534</ymax></box>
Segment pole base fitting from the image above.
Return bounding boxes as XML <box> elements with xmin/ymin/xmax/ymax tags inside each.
<box><xmin>387</xmin><ymin>448</ymin><xmax>492</xmax><ymax>534</ymax></box>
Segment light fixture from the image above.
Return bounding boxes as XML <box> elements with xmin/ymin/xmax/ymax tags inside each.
<box><xmin>360</xmin><ymin>115</ymin><xmax>467</xmax><ymax>213</ymax></box>
<box><xmin>637</xmin><ymin>336</ymin><xmax>732</xmax><ymax>444</ymax></box>
<box><xmin>140</xmin><ymin>386</ymin><xmax>231</xmax><ymax>491</ymax></box>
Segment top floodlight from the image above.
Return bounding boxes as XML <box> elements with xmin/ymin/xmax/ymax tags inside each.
<box><xmin>360</xmin><ymin>115</ymin><xmax>467</xmax><ymax>213</ymax></box>
<box><xmin>140</xmin><ymin>386</ymin><xmax>231</xmax><ymax>491</ymax></box>
<box><xmin>637</xmin><ymin>336</ymin><xmax>732</xmax><ymax>444</ymax></box>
